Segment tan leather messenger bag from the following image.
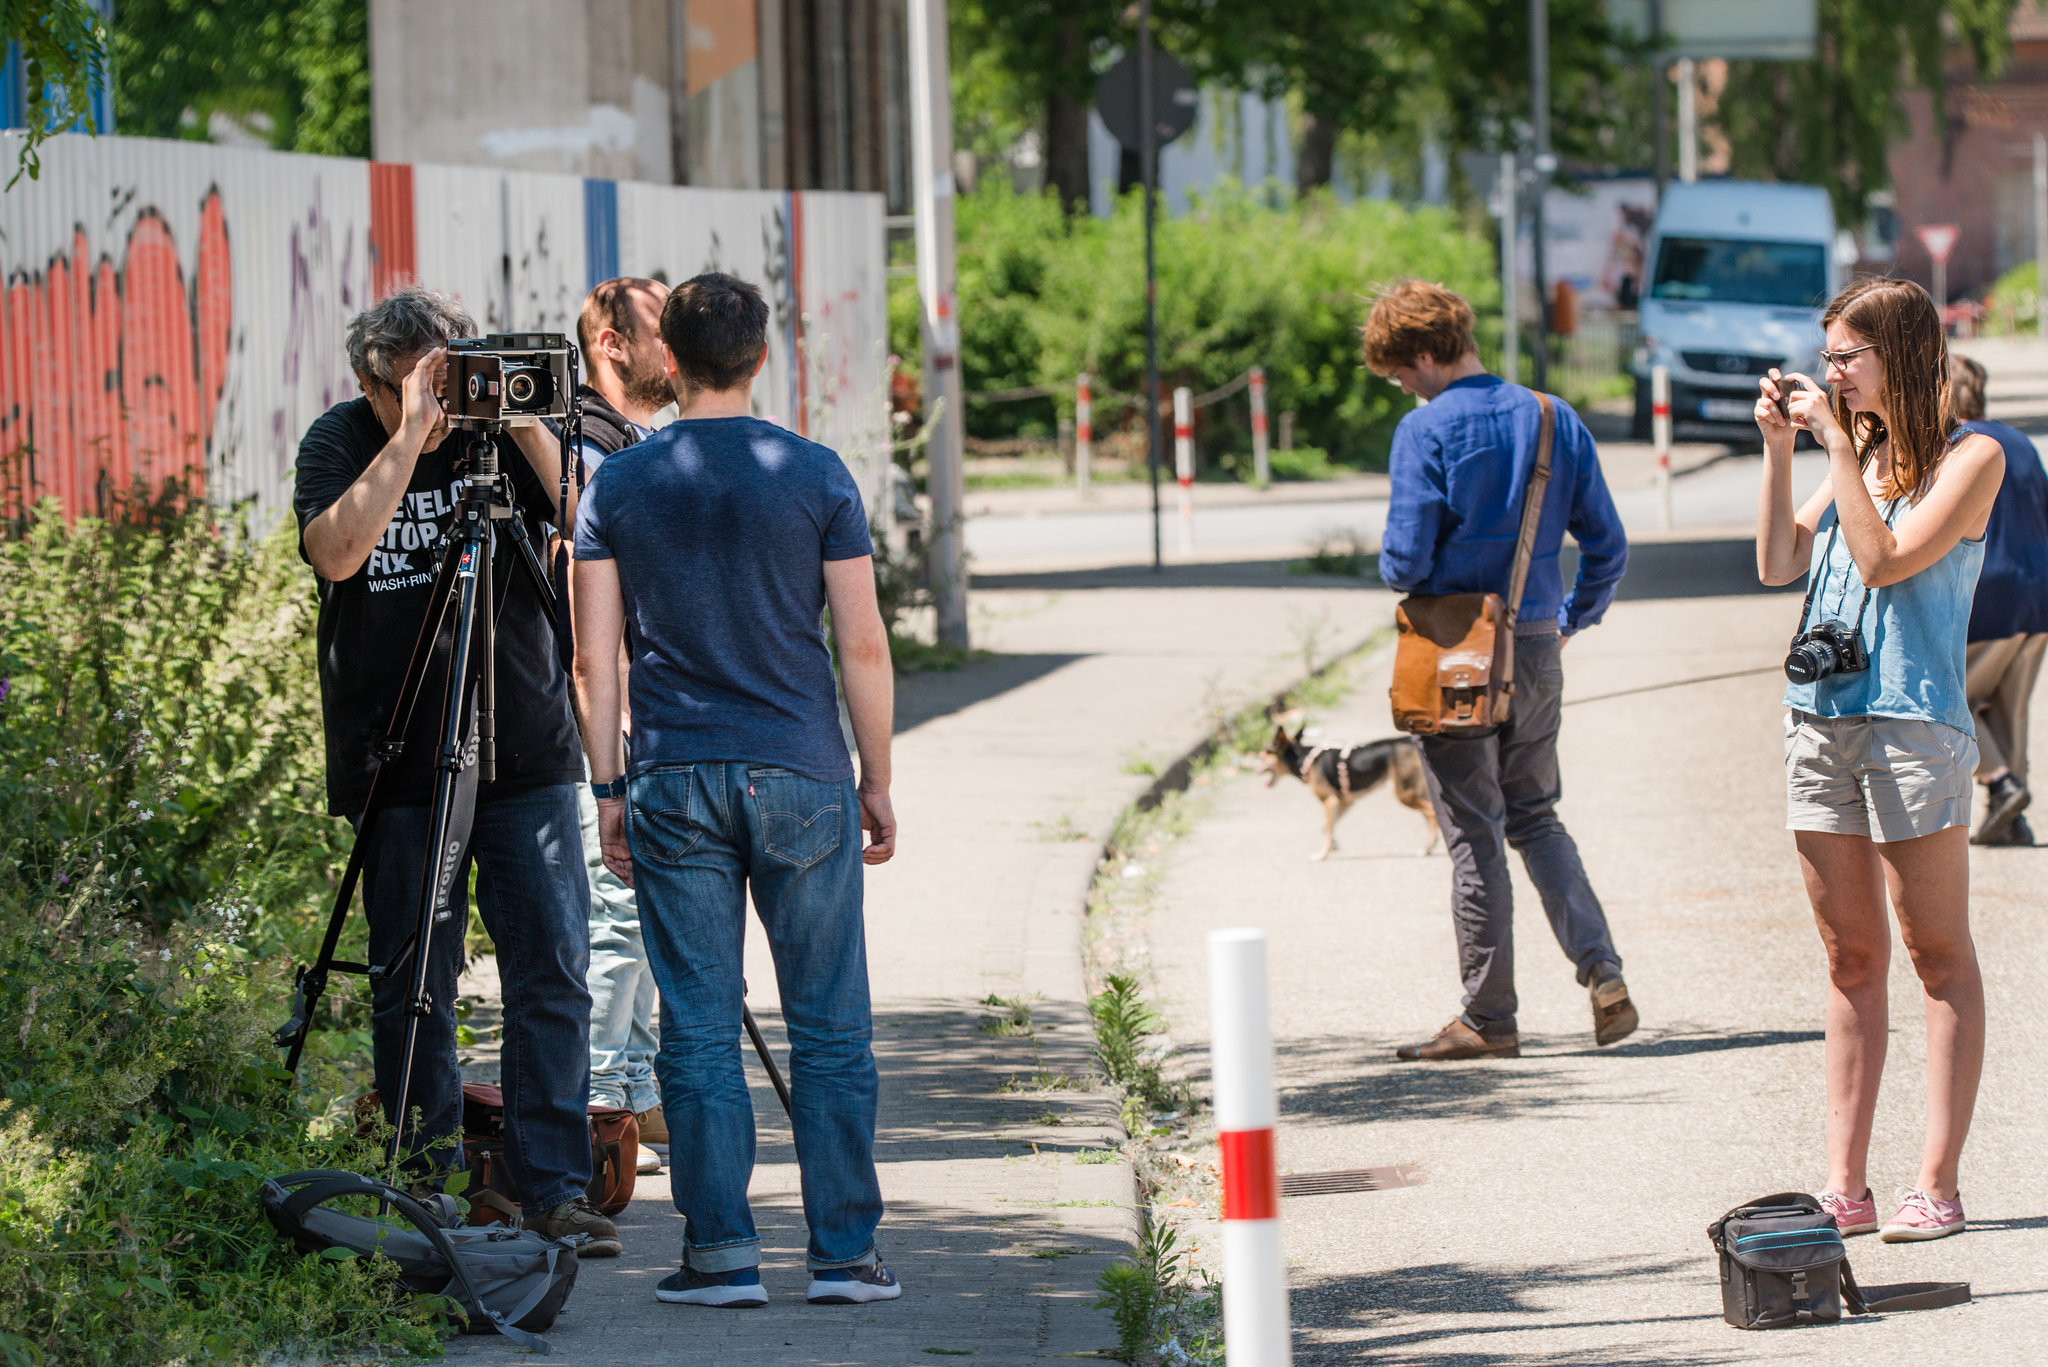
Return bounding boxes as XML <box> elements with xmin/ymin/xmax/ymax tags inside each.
<box><xmin>1389</xmin><ymin>390</ymin><xmax>1555</xmax><ymax>737</ymax></box>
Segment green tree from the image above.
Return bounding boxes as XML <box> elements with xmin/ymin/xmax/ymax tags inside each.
<box><xmin>111</xmin><ymin>0</ymin><xmax>369</xmax><ymax>157</ymax></box>
<box><xmin>1</xmin><ymin>0</ymin><xmax>112</xmax><ymax>186</ymax></box>
<box><xmin>954</xmin><ymin>0</ymin><xmax>1125</xmax><ymax>212</ymax></box>
<box><xmin>1716</xmin><ymin>0</ymin><xmax>2016</xmax><ymax>223</ymax></box>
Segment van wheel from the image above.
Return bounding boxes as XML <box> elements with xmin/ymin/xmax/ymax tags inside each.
<box><xmin>1632</xmin><ymin>377</ymin><xmax>1653</xmax><ymax>442</ymax></box>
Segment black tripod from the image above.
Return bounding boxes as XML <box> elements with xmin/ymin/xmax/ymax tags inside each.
<box><xmin>277</xmin><ymin>430</ymin><xmax>791</xmax><ymax>1170</ymax></box>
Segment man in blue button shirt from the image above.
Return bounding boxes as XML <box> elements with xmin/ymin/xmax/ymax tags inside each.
<box><xmin>1366</xmin><ymin>280</ymin><xmax>1636</xmax><ymax>1061</ymax></box>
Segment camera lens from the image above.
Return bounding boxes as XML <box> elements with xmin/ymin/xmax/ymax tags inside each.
<box><xmin>1784</xmin><ymin>637</ymin><xmax>1838</xmax><ymax>684</ymax></box>
<box><xmin>502</xmin><ymin>366</ymin><xmax>553</xmax><ymax>410</ymax></box>
<box><xmin>506</xmin><ymin>371</ymin><xmax>537</xmax><ymax>405</ymax></box>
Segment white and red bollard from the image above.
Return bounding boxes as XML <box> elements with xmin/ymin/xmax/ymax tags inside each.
<box><xmin>1174</xmin><ymin>386</ymin><xmax>1195</xmax><ymax>555</ymax></box>
<box><xmin>1249</xmin><ymin>366</ymin><xmax>1270</xmax><ymax>487</ymax></box>
<box><xmin>1209</xmin><ymin>928</ymin><xmax>1291</xmax><ymax>1366</ymax></box>
<box><xmin>1651</xmin><ymin>363</ymin><xmax>1673</xmax><ymax>532</ymax></box>
<box><xmin>1076</xmin><ymin>372</ymin><xmax>1093</xmax><ymax>499</ymax></box>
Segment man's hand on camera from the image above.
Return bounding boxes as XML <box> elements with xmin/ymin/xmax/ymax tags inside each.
<box><xmin>402</xmin><ymin>346</ymin><xmax>450</xmax><ymax>449</ymax></box>
<box><xmin>596</xmin><ymin>795</ymin><xmax>633</xmax><ymax>887</ymax></box>
<box><xmin>858</xmin><ymin>782</ymin><xmax>896</xmax><ymax>865</ymax></box>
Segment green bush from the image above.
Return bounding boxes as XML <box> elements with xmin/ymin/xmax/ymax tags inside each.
<box><xmin>893</xmin><ymin>182</ymin><xmax>1500</xmax><ymax>470</ymax></box>
<box><xmin>0</xmin><ymin>496</ymin><xmax>429</xmax><ymax>1364</ymax></box>
<box><xmin>1986</xmin><ymin>260</ymin><xmax>2038</xmax><ymax>336</ymax></box>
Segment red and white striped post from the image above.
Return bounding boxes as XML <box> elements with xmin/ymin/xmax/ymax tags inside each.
<box><xmin>1651</xmin><ymin>362</ymin><xmax>1673</xmax><ymax>532</ymax></box>
<box><xmin>1209</xmin><ymin>928</ymin><xmax>1290</xmax><ymax>1366</ymax></box>
<box><xmin>1174</xmin><ymin>386</ymin><xmax>1194</xmax><ymax>555</ymax></box>
<box><xmin>1076</xmin><ymin>372</ymin><xmax>1093</xmax><ymax>499</ymax></box>
<box><xmin>1249</xmin><ymin>366</ymin><xmax>1270</xmax><ymax>487</ymax></box>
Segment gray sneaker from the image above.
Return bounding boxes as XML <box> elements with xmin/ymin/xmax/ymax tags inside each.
<box><xmin>527</xmin><ymin>1196</ymin><xmax>622</xmax><ymax>1256</ymax></box>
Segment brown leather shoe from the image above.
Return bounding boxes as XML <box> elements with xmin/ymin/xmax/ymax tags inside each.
<box><xmin>635</xmin><ymin>1104</ymin><xmax>668</xmax><ymax>1145</ymax></box>
<box><xmin>1590</xmin><ymin>973</ymin><xmax>1639</xmax><ymax>1046</ymax></box>
<box><xmin>1395</xmin><ymin>1018</ymin><xmax>1520</xmax><ymax>1061</ymax></box>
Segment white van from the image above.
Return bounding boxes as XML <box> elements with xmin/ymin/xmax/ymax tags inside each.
<box><xmin>1631</xmin><ymin>181</ymin><xmax>1839</xmax><ymax>438</ymax></box>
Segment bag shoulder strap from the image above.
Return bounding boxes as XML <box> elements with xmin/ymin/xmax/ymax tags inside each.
<box><xmin>1504</xmin><ymin>391</ymin><xmax>1556</xmax><ymax>633</ymax></box>
<box><xmin>1841</xmin><ymin>1259</ymin><xmax>1971</xmax><ymax>1315</ymax></box>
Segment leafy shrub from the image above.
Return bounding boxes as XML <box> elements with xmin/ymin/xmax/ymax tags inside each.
<box><xmin>1985</xmin><ymin>260</ymin><xmax>2038</xmax><ymax>336</ymax></box>
<box><xmin>894</xmin><ymin>182</ymin><xmax>1500</xmax><ymax>469</ymax></box>
<box><xmin>0</xmin><ymin>496</ymin><xmax>428</xmax><ymax>1364</ymax></box>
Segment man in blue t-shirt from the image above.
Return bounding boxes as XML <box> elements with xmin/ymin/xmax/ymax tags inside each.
<box><xmin>571</xmin><ymin>273</ymin><xmax>900</xmax><ymax>1309</ymax></box>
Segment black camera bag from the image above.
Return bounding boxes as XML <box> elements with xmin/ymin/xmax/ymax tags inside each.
<box><xmin>260</xmin><ymin>1169</ymin><xmax>579</xmax><ymax>1351</ymax></box>
<box><xmin>1707</xmin><ymin>1192</ymin><xmax>1969</xmax><ymax>1329</ymax></box>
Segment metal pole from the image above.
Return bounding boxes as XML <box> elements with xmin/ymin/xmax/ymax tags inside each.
<box><xmin>1174</xmin><ymin>386</ymin><xmax>1194</xmax><ymax>554</ymax></box>
<box><xmin>1676</xmin><ymin>58</ymin><xmax>1698</xmax><ymax>184</ymax></box>
<box><xmin>1652</xmin><ymin>363</ymin><xmax>1672</xmax><ymax>531</ymax></box>
<box><xmin>1529</xmin><ymin>0</ymin><xmax>1551</xmax><ymax>393</ymax></box>
<box><xmin>1650</xmin><ymin>0</ymin><xmax>1668</xmax><ymax>198</ymax></box>
<box><xmin>908</xmin><ymin>0</ymin><xmax>969</xmax><ymax>646</ymax></box>
<box><xmin>1499</xmin><ymin>150</ymin><xmax>1519</xmax><ymax>386</ymax></box>
<box><xmin>1249</xmin><ymin>366</ymin><xmax>1270</xmax><ymax>487</ymax></box>
<box><xmin>2036</xmin><ymin>133</ymin><xmax>2047</xmax><ymax>339</ymax></box>
<box><xmin>1141</xmin><ymin>0</ymin><xmax>1163</xmax><ymax>571</ymax></box>
<box><xmin>1076</xmin><ymin>372</ymin><xmax>1093</xmax><ymax>498</ymax></box>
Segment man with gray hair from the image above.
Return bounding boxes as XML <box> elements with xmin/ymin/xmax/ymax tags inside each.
<box><xmin>294</xmin><ymin>284</ymin><xmax>620</xmax><ymax>1254</ymax></box>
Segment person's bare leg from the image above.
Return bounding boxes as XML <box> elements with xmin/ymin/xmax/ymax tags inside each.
<box><xmin>1796</xmin><ymin>830</ymin><xmax>1890</xmax><ymax>1201</ymax></box>
<box><xmin>1878</xmin><ymin>824</ymin><xmax>1984</xmax><ymax>1201</ymax></box>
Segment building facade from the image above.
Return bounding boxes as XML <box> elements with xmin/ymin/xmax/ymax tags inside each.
<box><xmin>368</xmin><ymin>0</ymin><xmax>911</xmax><ymax>208</ymax></box>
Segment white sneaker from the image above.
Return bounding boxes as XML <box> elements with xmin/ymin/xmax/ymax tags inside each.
<box><xmin>635</xmin><ymin>1143</ymin><xmax>662</xmax><ymax>1174</ymax></box>
<box><xmin>807</xmin><ymin>1262</ymin><xmax>902</xmax><ymax>1304</ymax></box>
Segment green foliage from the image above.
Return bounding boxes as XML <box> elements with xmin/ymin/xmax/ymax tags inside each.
<box><xmin>110</xmin><ymin>0</ymin><xmax>371</xmax><ymax>156</ymax></box>
<box><xmin>1719</xmin><ymin>0</ymin><xmax>2016</xmax><ymax>224</ymax></box>
<box><xmin>0</xmin><ymin>491</ymin><xmax>351</xmax><ymax>953</ymax></box>
<box><xmin>0</xmin><ymin>501</ymin><xmax>437</xmax><ymax>1364</ymax></box>
<box><xmin>1986</xmin><ymin>259</ymin><xmax>2039</xmax><ymax>335</ymax></box>
<box><xmin>908</xmin><ymin>181</ymin><xmax>1495</xmax><ymax>469</ymax></box>
<box><xmin>1093</xmin><ymin>1220</ymin><xmax>1216</xmax><ymax>1364</ymax></box>
<box><xmin>1</xmin><ymin>0</ymin><xmax>112</xmax><ymax>186</ymax></box>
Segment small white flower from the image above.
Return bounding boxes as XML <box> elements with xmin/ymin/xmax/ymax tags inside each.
<box><xmin>158</xmin><ymin>949</ymin><xmax>172</xmax><ymax>961</ymax></box>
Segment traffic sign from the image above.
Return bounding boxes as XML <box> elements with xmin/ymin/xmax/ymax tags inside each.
<box><xmin>1095</xmin><ymin>49</ymin><xmax>1199</xmax><ymax>151</ymax></box>
<box><xmin>1916</xmin><ymin>224</ymin><xmax>1960</xmax><ymax>264</ymax></box>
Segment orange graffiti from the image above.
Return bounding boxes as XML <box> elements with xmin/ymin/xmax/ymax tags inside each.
<box><xmin>1</xmin><ymin>189</ymin><xmax>231</xmax><ymax>518</ymax></box>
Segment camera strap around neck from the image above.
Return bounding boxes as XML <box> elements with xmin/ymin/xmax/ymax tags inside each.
<box><xmin>1791</xmin><ymin>494</ymin><xmax>1904</xmax><ymax>651</ymax></box>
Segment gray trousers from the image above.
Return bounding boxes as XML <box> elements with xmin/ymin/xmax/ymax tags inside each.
<box><xmin>1417</xmin><ymin>630</ymin><xmax>1620</xmax><ymax>1038</ymax></box>
<box><xmin>1965</xmin><ymin>633</ymin><xmax>2046</xmax><ymax>786</ymax></box>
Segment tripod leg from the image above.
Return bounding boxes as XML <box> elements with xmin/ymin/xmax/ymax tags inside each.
<box><xmin>386</xmin><ymin>521</ymin><xmax>491</xmax><ymax>1173</ymax></box>
<box><xmin>742</xmin><ymin>1005</ymin><xmax>793</xmax><ymax>1119</ymax></box>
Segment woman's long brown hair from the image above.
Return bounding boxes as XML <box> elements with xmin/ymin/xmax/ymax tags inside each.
<box><xmin>1821</xmin><ymin>277</ymin><xmax>1951</xmax><ymax>500</ymax></box>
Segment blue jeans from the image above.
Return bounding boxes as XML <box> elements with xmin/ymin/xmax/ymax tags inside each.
<box><xmin>359</xmin><ymin>783</ymin><xmax>594</xmax><ymax>1210</ymax></box>
<box><xmin>628</xmin><ymin>761</ymin><xmax>881</xmax><ymax>1273</ymax></box>
<box><xmin>1417</xmin><ymin>631</ymin><xmax>1622</xmax><ymax>1037</ymax></box>
<box><xmin>579</xmin><ymin>780</ymin><xmax>660</xmax><ymax>1112</ymax></box>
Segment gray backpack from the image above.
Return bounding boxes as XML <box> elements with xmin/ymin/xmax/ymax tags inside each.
<box><xmin>261</xmin><ymin>1169</ymin><xmax>580</xmax><ymax>1351</ymax></box>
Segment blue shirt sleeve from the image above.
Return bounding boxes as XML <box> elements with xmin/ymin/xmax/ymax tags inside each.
<box><xmin>1558</xmin><ymin>414</ymin><xmax>1627</xmax><ymax>632</ymax></box>
<box><xmin>572</xmin><ymin>466</ymin><xmax>613</xmax><ymax>561</ymax></box>
<box><xmin>820</xmin><ymin>458</ymin><xmax>875</xmax><ymax>561</ymax></box>
<box><xmin>1378</xmin><ymin>414</ymin><xmax>1446</xmax><ymax>592</ymax></box>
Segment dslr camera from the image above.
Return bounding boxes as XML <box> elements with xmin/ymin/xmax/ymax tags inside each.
<box><xmin>1785</xmin><ymin>621</ymin><xmax>1868</xmax><ymax>684</ymax></box>
<box><xmin>445</xmin><ymin>333</ymin><xmax>576</xmax><ymax>429</ymax></box>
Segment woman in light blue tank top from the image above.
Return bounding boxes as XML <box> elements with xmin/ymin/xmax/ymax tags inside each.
<box><xmin>1755</xmin><ymin>278</ymin><xmax>2006</xmax><ymax>1243</ymax></box>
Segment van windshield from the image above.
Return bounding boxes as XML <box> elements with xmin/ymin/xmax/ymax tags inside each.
<box><xmin>1650</xmin><ymin>237</ymin><xmax>1827</xmax><ymax>307</ymax></box>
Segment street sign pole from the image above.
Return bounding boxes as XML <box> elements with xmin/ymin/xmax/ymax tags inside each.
<box><xmin>1916</xmin><ymin>224</ymin><xmax>1960</xmax><ymax>319</ymax></box>
<box><xmin>2036</xmin><ymin>134</ymin><xmax>2047</xmax><ymax>339</ymax></box>
<box><xmin>1499</xmin><ymin>150</ymin><xmax>1519</xmax><ymax>386</ymax></box>
<box><xmin>1140</xmin><ymin>0</ymin><xmax>1163</xmax><ymax>571</ymax></box>
<box><xmin>1676</xmin><ymin>58</ymin><xmax>1699</xmax><ymax>183</ymax></box>
<box><xmin>908</xmin><ymin>0</ymin><xmax>968</xmax><ymax>646</ymax></box>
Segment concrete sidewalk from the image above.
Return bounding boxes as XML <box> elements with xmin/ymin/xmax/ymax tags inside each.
<box><xmin>447</xmin><ymin>565</ymin><xmax>1393</xmax><ymax>1365</ymax></box>
<box><xmin>1146</xmin><ymin>593</ymin><xmax>2048</xmax><ymax>1364</ymax></box>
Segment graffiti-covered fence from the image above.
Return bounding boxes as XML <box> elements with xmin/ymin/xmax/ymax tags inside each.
<box><xmin>0</xmin><ymin>132</ymin><xmax>890</xmax><ymax>523</ymax></box>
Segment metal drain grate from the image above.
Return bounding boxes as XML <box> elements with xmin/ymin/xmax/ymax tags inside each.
<box><xmin>1278</xmin><ymin>1165</ymin><xmax>1423</xmax><ymax>1198</ymax></box>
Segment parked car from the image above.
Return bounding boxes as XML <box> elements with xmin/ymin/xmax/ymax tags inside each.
<box><xmin>1631</xmin><ymin>181</ymin><xmax>1840</xmax><ymax>439</ymax></box>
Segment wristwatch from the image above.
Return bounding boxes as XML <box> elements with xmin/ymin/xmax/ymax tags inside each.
<box><xmin>589</xmin><ymin>776</ymin><xmax>627</xmax><ymax>800</ymax></box>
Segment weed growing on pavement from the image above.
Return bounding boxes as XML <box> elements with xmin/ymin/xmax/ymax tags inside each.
<box><xmin>1081</xmin><ymin>627</ymin><xmax>1389</xmax><ymax>1364</ymax></box>
<box><xmin>979</xmin><ymin>994</ymin><xmax>1036</xmax><ymax>1036</ymax></box>
<box><xmin>1291</xmin><ymin>528</ymin><xmax>1380</xmax><ymax>581</ymax></box>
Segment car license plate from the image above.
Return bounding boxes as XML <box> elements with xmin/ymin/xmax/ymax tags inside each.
<box><xmin>1699</xmin><ymin>397</ymin><xmax>1755</xmax><ymax>422</ymax></box>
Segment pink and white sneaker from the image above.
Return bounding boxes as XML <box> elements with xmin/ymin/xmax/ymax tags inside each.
<box><xmin>1880</xmin><ymin>1187</ymin><xmax>1966</xmax><ymax>1242</ymax></box>
<box><xmin>1817</xmin><ymin>1187</ymin><xmax>1879</xmax><ymax>1236</ymax></box>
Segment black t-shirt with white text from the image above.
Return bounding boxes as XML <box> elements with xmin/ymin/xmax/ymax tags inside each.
<box><xmin>294</xmin><ymin>397</ymin><xmax>581</xmax><ymax>816</ymax></box>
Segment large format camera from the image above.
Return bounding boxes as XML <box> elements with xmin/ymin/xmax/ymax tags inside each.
<box><xmin>446</xmin><ymin>333</ymin><xmax>575</xmax><ymax>428</ymax></box>
<box><xmin>1785</xmin><ymin>621</ymin><xmax>1869</xmax><ymax>684</ymax></box>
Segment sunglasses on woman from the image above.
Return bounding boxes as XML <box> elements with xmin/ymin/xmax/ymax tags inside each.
<box><xmin>1819</xmin><ymin>344</ymin><xmax>1877</xmax><ymax>367</ymax></box>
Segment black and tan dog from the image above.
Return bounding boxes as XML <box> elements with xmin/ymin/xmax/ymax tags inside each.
<box><xmin>1257</xmin><ymin>726</ymin><xmax>1440</xmax><ymax>861</ymax></box>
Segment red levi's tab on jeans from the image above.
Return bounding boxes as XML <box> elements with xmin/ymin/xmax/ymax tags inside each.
<box><xmin>1218</xmin><ymin>1128</ymin><xmax>1278</xmax><ymax>1221</ymax></box>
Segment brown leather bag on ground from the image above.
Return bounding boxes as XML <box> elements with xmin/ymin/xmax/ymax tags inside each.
<box><xmin>359</xmin><ymin>1082</ymin><xmax>639</xmax><ymax>1220</ymax></box>
<box><xmin>1390</xmin><ymin>391</ymin><xmax>1555</xmax><ymax>737</ymax></box>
